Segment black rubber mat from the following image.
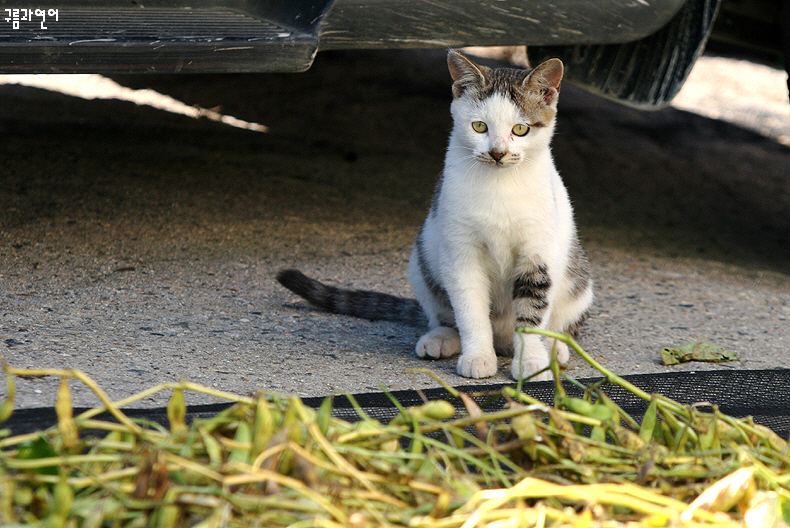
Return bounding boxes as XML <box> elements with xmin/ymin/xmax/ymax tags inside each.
<box><xmin>4</xmin><ymin>369</ymin><xmax>789</xmax><ymax>438</ymax></box>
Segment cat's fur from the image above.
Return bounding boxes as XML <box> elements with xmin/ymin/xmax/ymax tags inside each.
<box><xmin>277</xmin><ymin>51</ymin><xmax>593</xmax><ymax>380</ymax></box>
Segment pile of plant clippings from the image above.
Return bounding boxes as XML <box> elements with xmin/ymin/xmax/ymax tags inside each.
<box><xmin>1</xmin><ymin>329</ymin><xmax>788</xmax><ymax>527</ymax></box>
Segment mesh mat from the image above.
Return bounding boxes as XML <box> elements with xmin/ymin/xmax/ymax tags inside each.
<box><xmin>4</xmin><ymin>369</ymin><xmax>790</xmax><ymax>439</ymax></box>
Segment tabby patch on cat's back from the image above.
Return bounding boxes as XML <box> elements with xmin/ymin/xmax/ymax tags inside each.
<box><xmin>277</xmin><ymin>50</ymin><xmax>593</xmax><ymax>381</ymax></box>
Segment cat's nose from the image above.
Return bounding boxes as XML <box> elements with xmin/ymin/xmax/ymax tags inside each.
<box><xmin>489</xmin><ymin>149</ymin><xmax>506</xmax><ymax>161</ymax></box>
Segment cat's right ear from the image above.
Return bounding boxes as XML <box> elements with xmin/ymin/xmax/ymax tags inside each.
<box><xmin>448</xmin><ymin>50</ymin><xmax>487</xmax><ymax>98</ymax></box>
<box><xmin>523</xmin><ymin>58</ymin><xmax>564</xmax><ymax>107</ymax></box>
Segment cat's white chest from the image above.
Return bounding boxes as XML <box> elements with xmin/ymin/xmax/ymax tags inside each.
<box><xmin>442</xmin><ymin>159</ymin><xmax>557</xmax><ymax>244</ymax></box>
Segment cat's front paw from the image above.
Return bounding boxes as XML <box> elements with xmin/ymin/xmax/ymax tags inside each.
<box><xmin>416</xmin><ymin>327</ymin><xmax>461</xmax><ymax>359</ymax></box>
<box><xmin>456</xmin><ymin>351</ymin><xmax>498</xmax><ymax>378</ymax></box>
<box><xmin>511</xmin><ymin>360</ymin><xmax>551</xmax><ymax>381</ymax></box>
<box><xmin>511</xmin><ymin>333</ymin><xmax>551</xmax><ymax>381</ymax></box>
<box><xmin>548</xmin><ymin>338</ymin><xmax>570</xmax><ymax>365</ymax></box>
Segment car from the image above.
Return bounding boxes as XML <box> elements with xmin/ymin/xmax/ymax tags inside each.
<box><xmin>0</xmin><ymin>0</ymin><xmax>786</xmax><ymax>108</ymax></box>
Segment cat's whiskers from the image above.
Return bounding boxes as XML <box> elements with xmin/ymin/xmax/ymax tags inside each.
<box><xmin>447</xmin><ymin>144</ymin><xmax>476</xmax><ymax>152</ymax></box>
<box><xmin>460</xmin><ymin>157</ymin><xmax>485</xmax><ymax>181</ymax></box>
<box><xmin>445</xmin><ymin>152</ymin><xmax>481</xmax><ymax>170</ymax></box>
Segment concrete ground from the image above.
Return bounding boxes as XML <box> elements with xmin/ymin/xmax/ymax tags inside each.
<box><xmin>1</xmin><ymin>49</ymin><xmax>789</xmax><ymax>408</ymax></box>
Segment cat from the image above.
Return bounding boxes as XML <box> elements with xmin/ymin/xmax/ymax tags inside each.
<box><xmin>277</xmin><ymin>50</ymin><xmax>593</xmax><ymax>381</ymax></box>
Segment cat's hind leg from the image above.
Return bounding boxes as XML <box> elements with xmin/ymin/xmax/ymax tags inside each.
<box><xmin>546</xmin><ymin>262</ymin><xmax>594</xmax><ymax>364</ymax></box>
<box><xmin>416</xmin><ymin>326</ymin><xmax>461</xmax><ymax>358</ymax></box>
<box><xmin>408</xmin><ymin>245</ymin><xmax>461</xmax><ymax>359</ymax></box>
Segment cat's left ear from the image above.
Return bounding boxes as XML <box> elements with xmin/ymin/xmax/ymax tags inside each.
<box><xmin>523</xmin><ymin>58</ymin><xmax>563</xmax><ymax>107</ymax></box>
<box><xmin>448</xmin><ymin>50</ymin><xmax>489</xmax><ymax>98</ymax></box>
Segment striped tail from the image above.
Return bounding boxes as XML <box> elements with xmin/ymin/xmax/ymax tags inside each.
<box><xmin>276</xmin><ymin>269</ymin><xmax>425</xmax><ymax>325</ymax></box>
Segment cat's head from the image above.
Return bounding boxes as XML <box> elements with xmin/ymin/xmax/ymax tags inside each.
<box><xmin>447</xmin><ymin>50</ymin><xmax>563</xmax><ymax>168</ymax></box>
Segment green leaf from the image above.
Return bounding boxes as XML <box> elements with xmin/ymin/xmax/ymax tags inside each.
<box><xmin>17</xmin><ymin>436</ymin><xmax>59</xmax><ymax>475</ymax></box>
<box><xmin>660</xmin><ymin>343</ymin><xmax>737</xmax><ymax>365</ymax></box>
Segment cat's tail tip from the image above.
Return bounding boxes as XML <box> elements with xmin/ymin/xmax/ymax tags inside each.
<box><xmin>276</xmin><ymin>267</ymin><xmax>425</xmax><ymax>325</ymax></box>
<box><xmin>276</xmin><ymin>268</ymin><xmax>304</xmax><ymax>285</ymax></box>
<box><xmin>276</xmin><ymin>268</ymin><xmax>313</xmax><ymax>296</ymax></box>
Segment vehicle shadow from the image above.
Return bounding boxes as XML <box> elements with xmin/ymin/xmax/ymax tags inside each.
<box><xmin>1</xmin><ymin>48</ymin><xmax>788</xmax><ymax>274</ymax></box>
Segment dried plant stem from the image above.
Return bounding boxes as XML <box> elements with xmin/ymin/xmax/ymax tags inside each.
<box><xmin>5</xmin><ymin>366</ymin><xmax>142</xmax><ymax>434</ymax></box>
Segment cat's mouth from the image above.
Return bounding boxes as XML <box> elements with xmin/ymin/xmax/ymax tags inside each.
<box><xmin>477</xmin><ymin>154</ymin><xmax>519</xmax><ymax>167</ymax></box>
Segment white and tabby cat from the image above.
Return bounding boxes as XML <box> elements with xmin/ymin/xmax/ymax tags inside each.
<box><xmin>277</xmin><ymin>50</ymin><xmax>593</xmax><ymax>380</ymax></box>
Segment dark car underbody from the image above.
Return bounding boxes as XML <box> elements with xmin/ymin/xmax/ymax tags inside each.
<box><xmin>0</xmin><ymin>0</ymin><xmax>786</xmax><ymax>108</ymax></box>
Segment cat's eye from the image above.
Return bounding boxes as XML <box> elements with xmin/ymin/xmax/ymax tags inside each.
<box><xmin>512</xmin><ymin>124</ymin><xmax>530</xmax><ymax>137</ymax></box>
<box><xmin>471</xmin><ymin>121</ymin><xmax>488</xmax><ymax>133</ymax></box>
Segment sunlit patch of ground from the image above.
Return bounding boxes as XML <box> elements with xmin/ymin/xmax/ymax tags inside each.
<box><xmin>672</xmin><ymin>56</ymin><xmax>789</xmax><ymax>146</ymax></box>
<box><xmin>0</xmin><ymin>73</ymin><xmax>268</xmax><ymax>132</ymax></box>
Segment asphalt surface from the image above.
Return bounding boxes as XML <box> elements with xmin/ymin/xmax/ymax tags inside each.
<box><xmin>1</xmin><ymin>49</ymin><xmax>790</xmax><ymax>409</ymax></box>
